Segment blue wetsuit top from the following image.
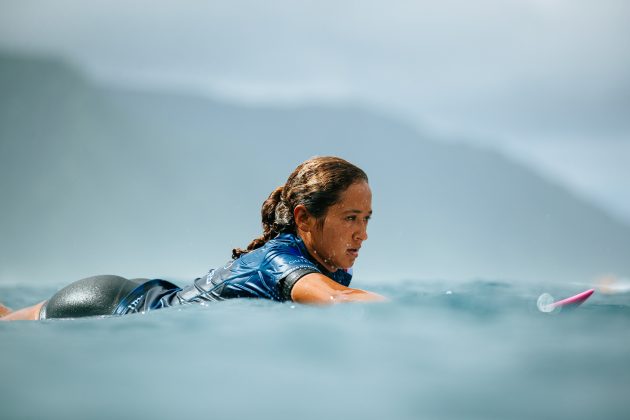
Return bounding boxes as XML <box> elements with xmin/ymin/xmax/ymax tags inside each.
<box><xmin>114</xmin><ymin>233</ymin><xmax>352</xmax><ymax>315</ymax></box>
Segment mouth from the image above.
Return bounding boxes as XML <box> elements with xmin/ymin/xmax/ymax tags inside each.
<box><xmin>347</xmin><ymin>248</ymin><xmax>360</xmax><ymax>258</ymax></box>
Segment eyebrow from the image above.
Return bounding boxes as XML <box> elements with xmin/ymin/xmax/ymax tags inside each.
<box><xmin>343</xmin><ymin>209</ymin><xmax>373</xmax><ymax>215</ymax></box>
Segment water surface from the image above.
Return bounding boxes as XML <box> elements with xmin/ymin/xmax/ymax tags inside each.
<box><xmin>2</xmin><ymin>280</ymin><xmax>629</xmax><ymax>420</ymax></box>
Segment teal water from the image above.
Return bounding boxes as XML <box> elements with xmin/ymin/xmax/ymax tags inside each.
<box><xmin>1</xmin><ymin>280</ymin><xmax>629</xmax><ymax>420</ymax></box>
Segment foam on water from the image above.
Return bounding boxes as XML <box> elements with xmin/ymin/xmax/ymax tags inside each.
<box><xmin>1</xmin><ymin>279</ymin><xmax>629</xmax><ymax>420</ymax></box>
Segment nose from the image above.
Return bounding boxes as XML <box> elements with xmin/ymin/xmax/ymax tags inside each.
<box><xmin>354</xmin><ymin>222</ymin><xmax>368</xmax><ymax>242</ymax></box>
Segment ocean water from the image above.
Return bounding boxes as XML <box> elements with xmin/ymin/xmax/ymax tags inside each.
<box><xmin>1</xmin><ymin>279</ymin><xmax>629</xmax><ymax>420</ymax></box>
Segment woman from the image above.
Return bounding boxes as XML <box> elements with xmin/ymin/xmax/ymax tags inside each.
<box><xmin>1</xmin><ymin>156</ymin><xmax>385</xmax><ymax>321</ymax></box>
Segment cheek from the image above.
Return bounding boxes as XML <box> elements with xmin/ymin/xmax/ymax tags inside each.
<box><xmin>333</xmin><ymin>228</ymin><xmax>353</xmax><ymax>246</ymax></box>
<box><xmin>320</xmin><ymin>221</ymin><xmax>351</xmax><ymax>249</ymax></box>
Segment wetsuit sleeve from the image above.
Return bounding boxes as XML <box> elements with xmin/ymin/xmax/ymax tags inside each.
<box><xmin>263</xmin><ymin>247</ymin><xmax>320</xmax><ymax>301</ymax></box>
<box><xmin>279</xmin><ymin>267</ymin><xmax>319</xmax><ymax>301</ymax></box>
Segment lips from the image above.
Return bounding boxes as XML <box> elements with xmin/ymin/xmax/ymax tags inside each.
<box><xmin>347</xmin><ymin>248</ymin><xmax>360</xmax><ymax>258</ymax></box>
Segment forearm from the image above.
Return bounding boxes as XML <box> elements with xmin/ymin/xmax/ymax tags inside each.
<box><xmin>327</xmin><ymin>288</ymin><xmax>387</xmax><ymax>304</ymax></box>
<box><xmin>290</xmin><ymin>272</ymin><xmax>388</xmax><ymax>305</ymax></box>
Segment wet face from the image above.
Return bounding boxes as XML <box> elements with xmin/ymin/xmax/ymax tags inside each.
<box><xmin>308</xmin><ymin>181</ymin><xmax>372</xmax><ymax>272</ymax></box>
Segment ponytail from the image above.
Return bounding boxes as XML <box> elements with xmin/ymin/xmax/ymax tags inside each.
<box><xmin>232</xmin><ymin>185</ymin><xmax>295</xmax><ymax>259</ymax></box>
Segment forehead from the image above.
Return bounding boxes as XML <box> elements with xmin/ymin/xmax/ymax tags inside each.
<box><xmin>330</xmin><ymin>181</ymin><xmax>372</xmax><ymax>211</ymax></box>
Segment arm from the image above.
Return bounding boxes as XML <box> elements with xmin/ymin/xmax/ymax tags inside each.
<box><xmin>290</xmin><ymin>272</ymin><xmax>387</xmax><ymax>305</ymax></box>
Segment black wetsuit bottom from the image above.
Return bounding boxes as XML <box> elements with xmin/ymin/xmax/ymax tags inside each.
<box><xmin>40</xmin><ymin>275</ymin><xmax>152</xmax><ymax>319</ymax></box>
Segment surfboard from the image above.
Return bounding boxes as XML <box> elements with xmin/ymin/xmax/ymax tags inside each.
<box><xmin>537</xmin><ymin>289</ymin><xmax>594</xmax><ymax>313</ymax></box>
<box><xmin>551</xmin><ymin>289</ymin><xmax>594</xmax><ymax>309</ymax></box>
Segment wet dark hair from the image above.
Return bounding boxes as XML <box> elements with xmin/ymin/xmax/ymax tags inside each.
<box><xmin>232</xmin><ymin>156</ymin><xmax>368</xmax><ymax>259</ymax></box>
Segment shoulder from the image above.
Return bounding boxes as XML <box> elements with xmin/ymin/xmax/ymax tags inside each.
<box><xmin>236</xmin><ymin>234</ymin><xmax>299</xmax><ymax>264</ymax></box>
<box><xmin>260</xmin><ymin>234</ymin><xmax>321</xmax><ymax>278</ymax></box>
<box><xmin>263</xmin><ymin>233</ymin><xmax>305</xmax><ymax>258</ymax></box>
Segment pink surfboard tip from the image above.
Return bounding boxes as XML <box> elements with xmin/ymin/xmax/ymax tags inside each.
<box><xmin>551</xmin><ymin>288</ymin><xmax>595</xmax><ymax>309</ymax></box>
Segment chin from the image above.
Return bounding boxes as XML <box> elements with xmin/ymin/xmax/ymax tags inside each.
<box><xmin>340</xmin><ymin>261</ymin><xmax>355</xmax><ymax>270</ymax></box>
<box><xmin>329</xmin><ymin>254</ymin><xmax>355</xmax><ymax>271</ymax></box>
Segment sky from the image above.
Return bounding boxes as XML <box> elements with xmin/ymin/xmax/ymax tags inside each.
<box><xmin>1</xmin><ymin>0</ymin><xmax>629</xmax><ymax>223</ymax></box>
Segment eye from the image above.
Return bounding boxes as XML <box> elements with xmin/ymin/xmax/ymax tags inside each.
<box><xmin>346</xmin><ymin>215</ymin><xmax>357</xmax><ymax>221</ymax></box>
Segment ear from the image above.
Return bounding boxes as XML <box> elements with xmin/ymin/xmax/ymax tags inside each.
<box><xmin>294</xmin><ymin>204</ymin><xmax>316</xmax><ymax>232</ymax></box>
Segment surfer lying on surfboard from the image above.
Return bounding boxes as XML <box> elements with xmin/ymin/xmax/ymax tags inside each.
<box><xmin>1</xmin><ymin>156</ymin><xmax>386</xmax><ymax>321</ymax></box>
